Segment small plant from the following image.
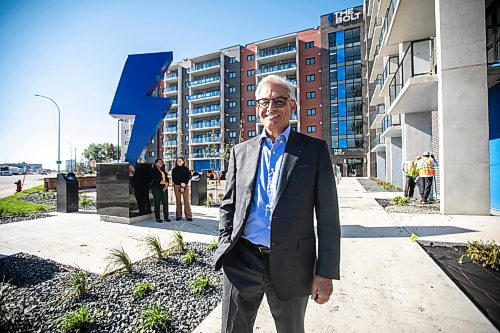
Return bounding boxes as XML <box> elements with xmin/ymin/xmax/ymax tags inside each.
<box><xmin>169</xmin><ymin>231</ymin><xmax>185</xmax><ymax>254</ymax></box>
<box><xmin>65</xmin><ymin>268</ymin><xmax>90</xmax><ymax>299</ymax></box>
<box><xmin>180</xmin><ymin>249</ymin><xmax>198</xmax><ymax>266</ymax></box>
<box><xmin>143</xmin><ymin>235</ymin><xmax>166</xmax><ymax>260</ymax></box>
<box><xmin>204</xmin><ymin>195</ymin><xmax>213</xmax><ymax>208</ymax></box>
<box><xmin>105</xmin><ymin>247</ymin><xmax>133</xmax><ymax>274</ymax></box>
<box><xmin>136</xmin><ymin>302</ymin><xmax>169</xmax><ymax>331</ymax></box>
<box><xmin>459</xmin><ymin>240</ymin><xmax>500</xmax><ymax>271</ymax></box>
<box><xmin>187</xmin><ymin>276</ymin><xmax>213</xmax><ymax>295</ymax></box>
<box><xmin>217</xmin><ymin>192</ymin><xmax>224</xmax><ymax>202</ymax></box>
<box><xmin>79</xmin><ymin>194</ymin><xmax>95</xmax><ymax>207</ymax></box>
<box><xmin>392</xmin><ymin>196</ymin><xmax>409</xmax><ymax>206</ymax></box>
<box><xmin>0</xmin><ymin>282</ymin><xmax>15</xmax><ymax>330</ymax></box>
<box><xmin>207</xmin><ymin>240</ymin><xmax>218</xmax><ymax>251</ymax></box>
<box><xmin>37</xmin><ymin>190</ymin><xmax>55</xmax><ymax>200</ymax></box>
<box><xmin>57</xmin><ymin>304</ymin><xmax>92</xmax><ymax>333</ymax></box>
<box><xmin>133</xmin><ymin>282</ymin><xmax>156</xmax><ymax>299</ymax></box>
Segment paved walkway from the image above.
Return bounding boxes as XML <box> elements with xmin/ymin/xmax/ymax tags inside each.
<box><xmin>0</xmin><ymin>177</ymin><xmax>498</xmax><ymax>332</ymax></box>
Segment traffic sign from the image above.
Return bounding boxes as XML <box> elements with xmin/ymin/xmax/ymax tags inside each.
<box><xmin>56</xmin><ymin>160</ymin><xmax>62</xmax><ymax>164</ymax></box>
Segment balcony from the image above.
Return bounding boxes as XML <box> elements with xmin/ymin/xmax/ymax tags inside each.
<box><xmin>189</xmin><ymin>104</ymin><xmax>221</xmax><ymax>117</ymax></box>
<box><xmin>371</xmin><ymin>134</ymin><xmax>386</xmax><ymax>152</ymax></box>
<box><xmin>187</xmin><ymin>90</ymin><xmax>220</xmax><ymax>103</ymax></box>
<box><xmin>290</xmin><ymin>113</ymin><xmax>298</xmax><ymax>122</ymax></box>
<box><xmin>163</xmin><ymin>86</ymin><xmax>178</xmax><ymax>96</ymax></box>
<box><xmin>387</xmin><ymin>39</ymin><xmax>437</xmax><ymax>116</ymax></box>
<box><xmin>190</xmin><ymin>150</ymin><xmax>221</xmax><ymax>159</ymax></box>
<box><xmin>371</xmin><ymin>0</ymin><xmax>399</xmax><ymax>75</ymax></box>
<box><xmin>164</xmin><ymin>140</ymin><xmax>177</xmax><ymax>147</ymax></box>
<box><xmin>164</xmin><ymin>72</ymin><xmax>178</xmax><ymax>83</ymax></box>
<box><xmin>190</xmin><ymin>119</ymin><xmax>221</xmax><ymax>131</ymax></box>
<box><xmin>257</xmin><ymin>44</ymin><xmax>296</xmax><ymax>64</ymax></box>
<box><xmin>171</xmin><ymin>98</ymin><xmax>178</xmax><ymax>106</ymax></box>
<box><xmin>190</xmin><ymin>134</ymin><xmax>222</xmax><ymax>145</ymax></box>
<box><xmin>256</xmin><ymin>62</ymin><xmax>296</xmax><ymax>76</ymax></box>
<box><xmin>380</xmin><ymin>114</ymin><xmax>401</xmax><ymax>139</ymax></box>
<box><xmin>370</xmin><ymin>104</ymin><xmax>386</xmax><ymax>129</ymax></box>
<box><xmin>369</xmin><ymin>74</ymin><xmax>384</xmax><ymax>106</ymax></box>
<box><xmin>187</xmin><ymin>75</ymin><xmax>220</xmax><ymax>89</ymax></box>
<box><xmin>163</xmin><ymin>126</ymin><xmax>178</xmax><ymax>134</ymax></box>
<box><xmin>188</xmin><ymin>60</ymin><xmax>221</xmax><ymax>75</ymax></box>
<box><xmin>385</xmin><ymin>0</ymin><xmax>435</xmax><ymax>46</ymax></box>
<box><xmin>368</xmin><ymin>17</ymin><xmax>383</xmax><ymax>61</ymax></box>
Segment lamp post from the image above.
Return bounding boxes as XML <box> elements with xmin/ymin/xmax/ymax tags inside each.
<box><xmin>117</xmin><ymin>119</ymin><xmax>122</xmax><ymax>161</ymax></box>
<box><xmin>35</xmin><ymin>94</ymin><xmax>61</xmax><ymax>174</ymax></box>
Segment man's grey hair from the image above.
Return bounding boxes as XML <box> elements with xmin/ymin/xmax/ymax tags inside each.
<box><xmin>255</xmin><ymin>74</ymin><xmax>296</xmax><ymax>101</ymax></box>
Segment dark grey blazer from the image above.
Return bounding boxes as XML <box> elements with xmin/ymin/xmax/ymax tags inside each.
<box><xmin>214</xmin><ymin>130</ymin><xmax>341</xmax><ymax>300</ymax></box>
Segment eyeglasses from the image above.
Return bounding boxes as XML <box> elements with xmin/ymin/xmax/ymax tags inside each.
<box><xmin>256</xmin><ymin>97</ymin><xmax>291</xmax><ymax>108</ymax></box>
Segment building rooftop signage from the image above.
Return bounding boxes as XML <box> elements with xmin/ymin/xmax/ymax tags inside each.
<box><xmin>328</xmin><ymin>7</ymin><xmax>362</xmax><ymax>26</ymax></box>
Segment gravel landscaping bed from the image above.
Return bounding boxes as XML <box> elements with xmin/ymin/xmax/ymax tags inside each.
<box><xmin>357</xmin><ymin>178</ymin><xmax>401</xmax><ymax>192</ymax></box>
<box><xmin>0</xmin><ymin>242</ymin><xmax>222</xmax><ymax>332</ymax></box>
<box><xmin>375</xmin><ymin>198</ymin><xmax>439</xmax><ymax>214</ymax></box>
<box><xmin>0</xmin><ymin>213</ymin><xmax>55</xmax><ymax>225</ymax></box>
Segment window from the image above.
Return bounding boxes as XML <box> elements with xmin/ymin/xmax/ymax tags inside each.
<box><xmin>149</xmin><ymin>151</ymin><xmax>155</xmax><ymax>157</ymax></box>
<box><xmin>247</xmin><ymin>69</ymin><xmax>255</xmax><ymax>76</ymax></box>
<box><xmin>247</xmin><ymin>99</ymin><xmax>255</xmax><ymax>106</ymax></box>
<box><xmin>305</xmin><ymin>41</ymin><xmax>314</xmax><ymax>49</ymax></box>
<box><xmin>228</xmin><ymin>86</ymin><xmax>236</xmax><ymax>93</ymax></box>
<box><xmin>125</xmin><ymin>141</ymin><xmax>129</xmax><ymax>146</ymax></box>
<box><xmin>247</xmin><ymin>84</ymin><xmax>255</xmax><ymax>91</ymax></box>
<box><xmin>248</xmin><ymin>115</ymin><xmax>256</xmax><ymax>122</ymax></box>
<box><xmin>307</xmin><ymin>108</ymin><xmax>316</xmax><ymax>116</ymax></box>
<box><xmin>185</xmin><ymin>149</ymin><xmax>189</xmax><ymax>155</ymax></box>
<box><xmin>229</xmin><ymin>116</ymin><xmax>237</xmax><ymax>123</ymax></box>
<box><xmin>306</xmin><ymin>74</ymin><xmax>316</xmax><ymax>82</ymax></box>
<box><xmin>228</xmin><ymin>72</ymin><xmax>236</xmax><ymax>78</ymax></box>
<box><xmin>124</xmin><ymin>129</ymin><xmax>129</xmax><ymax>135</ymax></box>
<box><xmin>344</xmin><ymin>27</ymin><xmax>360</xmax><ymax>44</ymax></box>
<box><xmin>248</xmin><ymin>130</ymin><xmax>256</xmax><ymax>137</ymax></box>
<box><xmin>307</xmin><ymin>126</ymin><xmax>316</xmax><ymax>133</ymax></box>
<box><xmin>306</xmin><ymin>91</ymin><xmax>316</xmax><ymax>99</ymax></box>
<box><xmin>185</xmin><ymin>108</ymin><xmax>189</xmax><ymax>114</ymax></box>
<box><xmin>229</xmin><ymin>131</ymin><xmax>237</xmax><ymax>138</ymax></box>
<box><xmin>151</xmin><ymin>139</ymin><xmax>155</xmax><ymax>143</ymax></box>
<box><xmin>247</xmin><ymin>54</ymin><xmax>254</xmax><ymax>61</ymax></box>
<box><xmin>228</xmin><ymin>101</ymin><xmax>236</xmax><ymax>108</ymax></box>
<box><xmin>305</xmin><ymin>57</ymin><xmax>315</xmax><ymax>65</ymax></box>
<box><xmin>185</xmin><ymin>122</ymin><xmax>189</xmax><ymax>128</ymax></box>
<box><xmin>345</xmin><ymin>45</ymin><xmax>361</xmax><ymax>62</ymax></box>
<box><xmin>228</xmin><ymin>57</ymin><xmax>236</xmax><ymax>64</ymax></box>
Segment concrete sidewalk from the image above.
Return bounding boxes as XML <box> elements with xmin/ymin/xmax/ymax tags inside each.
<box><xmin>0</xmin><ymin>177</ymin><xmax>498</xmax><ymax>332</ymax></box>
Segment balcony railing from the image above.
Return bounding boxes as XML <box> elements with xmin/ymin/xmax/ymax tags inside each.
<box><xmin>187</xmin><ymin>90</ymin><xmax>220</xmax><ymax>101</ymax></box>
<box><xmin>256</xmin><ymin>62</ymin><xmax>296</xmax><ymax>75</ymax></box>
<box><xmin>165</xmin><ymin>112</ymin><xmax>178</xmax><ymax>119</ymax></box>
<box><xmin>164</xmin><ymin>140</ymin><xmax>177</xmax><ymax>146</ymax></box>
<box><xmin>187</xmin><ymin>75</ymin><xmax>220</xmax><ymax>87</ymax></box>
<box><xmin>190</xmin><ymin>104</ymin><xmax>221</xmax><ymax>115</ymax></box>
<box><xmin>389</xmin><ymin>39</ymin><xmax>435</xmax><ymax>105</ymax></box>
<box><xmin>163</xmin><ymin>126</ymin><xmax>178</xmax><ymax>133</ymax></box>
<box><xmin>191</xmin><ymin>151</ymin><xmax>221</xmax><ymax>158</ymax></box>
<box><xmin>188</xmin><ymin>60</ymin><xmax>221</xmax><ymax>73</ymax></box>
<box><xmin>381</xmin><ymin>114</ymin><xmax>401</xmax><ymax>133</ymax></box>
<box><xmin>257</xmin><ymin>45</ymin><xmax>296</xmax><ymax>58</ymax></box>
<box><xmin>290</xmin><ymin>113</ymin><xmax>298</xmax><ymax>121</ymax></box>
<box><xmin>171</xmin><ymin>98</ymin><xmax>178</xmax><ymax>105</ymax></box>
<box><xmin>191</xmin><ymin>119</ymin><xmax>221</xmax><ymax>129</ymax></box>
<box><xmin>163</xmin><ymin>86</ymin><xmax>178</xmax><ymax>93</ymax></box>
<box><xmin>191</xmin><ymin>135</ymin><xmax>221</xmax><ymax>144</ymax></box>
<box><xmin>370</xmin><ymin>105</ymin><xmax>385</xmax><ymax>128</ymax></box>
<box><xmin>164</xmin><ymin>73</ymin><xmax>178</xmax><ymax>79</ymax></box>
<box><xmin>371</xmin><ymin>134</ymin><xmax>382</xmax><ymax>148</ymax></box>
<box><xmin>382</xmin><ymin>55</ymin><xmax>399</xmax><ymax>86</ymax></box>
<box><xmin>374</xmin><ymin>0</ymin><xmax>396</xmax><ymax>59</ymax></box>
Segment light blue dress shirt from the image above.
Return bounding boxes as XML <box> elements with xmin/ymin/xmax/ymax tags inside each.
<box><xmin>242</xmin><ymin>126</ymin><xmax>291</xmax><ymax>247</ymax></box>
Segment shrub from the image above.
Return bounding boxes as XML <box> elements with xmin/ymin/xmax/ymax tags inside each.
<box><xmin>187</xmin><ymin>276</ymin><xmax>213</xmax><ymax>295</ymax></box>
<box><xmin>0</xmin><ymin>282</ymin><xmax>15</xmax><ymax>330</ymax></box>
<box><xmin>207</xmin><ymin>240</ymin><xmax>218</xmax><ymax>251</ymax></box>
<box><xmin>392</xmin><ymin>196</ymin><xmax>409</xmax><ymax>206</ymax></box>
<box><xmin>79</xmin><ymin>194</ymin><xmax>95</xmax><ymax>207</ymax></box>
<box><xmin>204</xmin><ymin>196</ymin><xmax>213</xmax><ymax>208</ymax></box>
<box><xmin>105</xmin><ymin>247</ymin><xmax>133</xmax><ymax>274</ymax></box>
<box><xmin>168</xmin><ymin>231</ymin><xmax>185</xmax><ymax>254</ymax></box>
<box><xmin>65</xmin><ymin>268</ymin><xmax>90</xmax><ymax>299</ymax></box>
<box><xmin>136</xmin><ymin>302</ymin><xmax>169</xmax><ymax>331</ymax></box>
<box><xmin>57</xmin><ymin>305</ymin><xmax>92</xmax><ymax>333</ymax></box>
<box><xmin>460</xmin><ymin>240</ymin><xmax>500</xmax><ymax>271</ymax></box>
<box><xmin>180</xmin><ymin>249</ymin><xmax>198</xmax><ymax>266</ymax></box>
<box><xmin>133</xmin><ymin>282</ymin><xmax>156</xmax><ymax>299</ymax></box>
<box><xmin>143</xmin><ymin>235</ymin><xmax>166</xmax><ymax>260</ymax></box>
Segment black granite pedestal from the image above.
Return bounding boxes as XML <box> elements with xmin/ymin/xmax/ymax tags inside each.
<box><xmin>96</xmin><ymin>162</ymin><xmax>153</xmax><ymax>224</ymax></box>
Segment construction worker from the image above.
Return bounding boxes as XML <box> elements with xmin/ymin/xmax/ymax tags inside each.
<box><xmin>416</xmin><ymin>152</ymin><xmax>438</xmax><ymax>203</ymax></box>
<box><xmin>401</xmin><ymin>159</ymin><xmax>417</xmax><ymax>199</ymax></box>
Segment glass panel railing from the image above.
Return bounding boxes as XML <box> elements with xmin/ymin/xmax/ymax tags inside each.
<box><xmin>374</xmin><ymin>0</ymin><xmax>396</xmax><ymax>59</ymax></box>
<box><xmin>165</xmin><ymin>112</ymin><xmax>178</xmax><ymax>119</ymax></box>
<box><xmin>191</xmin><ymin>104</ymin><xmax>221</xmax><ymax>115</ymax></box>
<box><xmin>187</xmin><ymin>90</ymin><xmax>220</xmax><ymax>101</ymax></box>
<box><xmin>187</xmin><ymin>75</ymin><xmax>220</xmax><ymax>87</ymax></box>
<box><xmin>256</xmin><ymin>62</ymin><xmax>296</xmax><ymax>75</ymax></box>
<box><xmin>389</xmin><ymin>39</ymin><xmax>434</xmax><ymax>106</ymax></box>
<box><xmin>164</xmin><ymin>140</ymin><xmax>177</xmax><ymax>146</ymax></box>
<box><xmin>163</xmin><ymin>126</ymin><xmax>178</xmax><ymax>133</ymax></box>
<box><xmin>258</xmin><ymin>45</ymin><xmax>296</xmax><ymax>58</ymax></box>
<box><xmin>381</xmin><ymin>114</ymin><xmax>401</xmax><ymax>133</ymax></box>
<box><xmin>163</xmin><ymin>86</ymin><xmax>178</xmax><ymax>93</ymax></box>
<box><xmin>371</xmin><ymin>134</ymin><xmax>381</xmax><ymax>148</ymax></box>
<box><xmin>382</xmin><ymin>55</ymin><xmax>399</xmax><ymax>86</ymax></box>
<box><xmin>191</xmin><ymin>150</ymin><xmax>221</xmax><ymax>158</ymax></box>
<box><xmin>171</xmin><ymin>99</ymin><xmax>178</xmax><ymax>104</ymax></box>
<box><xmin>191</xmin><ymin>134</ymin><xmax>221</xmax><ymax>144</ymax></box>
<box><xmin>188</xmin><ymin>60</ymin><xmax>221</xmax><ymax>73</ymax></box>
<box><xmin>165</xmin><ymin>72</ymin><xmax>177</xmax><ymax>79</ymax></box>
<box><xmin>370</xmin><ymin>105</ymin><xmax>385</xmax><ymax>128</ymax></box>
<box><xmin>191</xmin><ymin>119</ymin><xmax>221</xmax><ymax>129</ymax></box>
<box><xmin>290</xmin><ymin>113</ymin><xmax>298</xmax><ymax>120</ymax></box>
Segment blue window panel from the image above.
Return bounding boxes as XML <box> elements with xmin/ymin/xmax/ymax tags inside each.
<box><xmin>336</xmin><ymin>31</ymin><xmax>344</xmax><ymax>45</ymax></box>
<box><xmin>339</xmin><ymin>120</ymin><xmax>347</xmax><ymax>135</ymax></box>
<box><xmin>338</xmin><ymin>102</ymin><xmax>346</xmax><ymax>117</ymax></box>
<box><xmin>337</xmin><ymin>48</ymin><xmax>345</xmax><ymax>63</ymax></box>
<box><xmin>339</xmin><ymin>139</ymin><xmax>347</xmax><ymax>148</ymax></box>
<box><xmin>337</xmin><ymin>65</ymin><xmax>345</xmax><ymax>81</ymax></box>
<box><xmin>338</xmin><ymin>84</ymin><xmax>346</xmax><ymax>99</ymax></box>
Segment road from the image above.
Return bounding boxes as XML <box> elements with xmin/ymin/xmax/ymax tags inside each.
<box><xmin>0</xmin><ymin>173</ymin><xmax>57</xmax><ymax>199</ymax></box>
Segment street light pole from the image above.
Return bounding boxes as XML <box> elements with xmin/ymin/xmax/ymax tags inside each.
<box><xmin>117</xmin><ymin>119</ymin><xmax>122</xmax><ymax>161</ymax></box>
<box><xmin>34</xmin><ymin>94</ymin><xmax>61</xmax><ymax>174</ymax></box>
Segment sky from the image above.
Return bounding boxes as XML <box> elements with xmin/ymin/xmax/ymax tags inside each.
<box><xmin>0</xmin><ymin>0</ymin><xmax>361</xmax><ymax>170</ymax></box>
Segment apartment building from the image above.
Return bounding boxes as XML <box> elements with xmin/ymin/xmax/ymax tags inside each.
<box><xmin>364</xmin><ymin>0</ymin><xmax>492</xmax><ymax>214</ymax></box>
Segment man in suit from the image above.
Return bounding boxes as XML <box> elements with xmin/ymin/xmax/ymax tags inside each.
<box><xmin>214</xmin><ymin>74</ymin><xmax>341</xmax><ymax>333</ymax></box>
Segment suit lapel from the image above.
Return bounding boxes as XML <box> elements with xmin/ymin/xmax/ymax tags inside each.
<box><xmin>274</xmin><ymin>131</ymin><xmax>305</xmax><ymax>208</ymax></box>
<box><xmin>244</xmin><ymin>137</ymin><xmax>262</xmax><ymax>201</ymax></box>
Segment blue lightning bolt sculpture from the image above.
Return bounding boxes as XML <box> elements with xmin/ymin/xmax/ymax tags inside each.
<box><xmin>109</xmin><ymin>52</ymin><xmax>173</xmax><ymax>163</ymax></box>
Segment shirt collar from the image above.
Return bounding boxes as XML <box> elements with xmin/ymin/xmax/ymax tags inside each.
<box><xmin>259</xmin><ymin>125</ymin><xmax>291</xmax><ymax>145</ymax></box>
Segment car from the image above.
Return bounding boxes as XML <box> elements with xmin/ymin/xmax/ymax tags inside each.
<box><xmin>1</xmin><ymin>170</ymin><xmax>12</xmax><ymax>176</ymax></box>
<box><xmin>40</xmin><ymin>170</ymin><xmax>48</xmax><ymax>175</ymax></box>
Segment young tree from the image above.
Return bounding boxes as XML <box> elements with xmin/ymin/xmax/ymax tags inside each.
<box><xmin>82</xmin><ymin>143</ymin><xmax>118</xmax><ymax>163</ymax></box>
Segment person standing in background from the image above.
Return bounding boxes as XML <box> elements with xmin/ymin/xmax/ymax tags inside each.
<box><xmin>172</xmin><ymin>157</ymin><xmax>193</xmax><ymax>222</ymax></box>
<box><xmin>151</xmin><ymin>159</ymin><xmax>171</xmax><ymax>223</ymax></box>
<box><xmin>401</xmin><ymin>159</ymin><xmax>417</xmax><ymax>199</ymax></box>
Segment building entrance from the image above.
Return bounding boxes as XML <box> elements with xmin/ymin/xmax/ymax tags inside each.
<box><xmin>347</xmin><ymin>158</ymin><xmax>363</xmax><ymax>177</ymax></box>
